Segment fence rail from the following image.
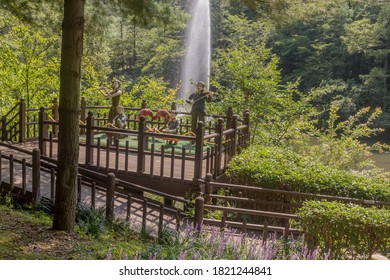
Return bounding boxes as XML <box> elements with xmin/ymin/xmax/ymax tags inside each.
<box><xmin>191</xmin><ymin>175</ymin><xmax>390</xmax><ymax>237</ymax></box>
<box><xmin>0</xmin><ymin>147</ymin><xmax>302</xmax><ymax>239</ymax></box>
<box><xmin>37</xmin><ymin>103</ymin><xmax>250</xmax><ymax>185</ymax></box>
<box><xmin>0</xmin><ymin>147</ymin><xmax>190</xmax><ymax>237</ymax></box>
<box><xmin>3</xmin><ymin>145</ymin><xmax>387</xmax><ymax>240</ymax></box>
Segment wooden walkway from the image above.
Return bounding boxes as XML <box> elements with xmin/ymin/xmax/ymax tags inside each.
<box><xmin>0</xmin><ymin>142</ymin><xmax>184</xmax><ymax>235</ymax></box>
<box><xmin>0</xmin><ymin>141</ymin><xmax>304</xmax><ymax>238</ymax></box>
<box><xmin>0</xmin><ymin>99</ymin><xmax>252</xmax><ymax>235</ymax></box>
<box><xmin>1</xmin><ymin>99</ymin><xmax>251</xmax><ymax>197</ymax></box>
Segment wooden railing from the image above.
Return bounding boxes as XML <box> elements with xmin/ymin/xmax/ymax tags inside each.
<box><xmin>191</xmin><ymin>175</ymin><xmax>390</xmax><ymax>237</ymax></box>
<box><xmin>0</xmin><ymin>97</ymin><xmax>251</xmax><ymax>199</ymax></box>
<box><xmin>0</xmin><ymin>147</ymin><xmax>298</xmax><ymax>238</ymax></box>
<box><xmin>1</xmin><ymin>98</ymin><xmax>246</xmax><ymax>144</ymax></box>
<box><xmin>0</xmin><ymin>99</ymin><xmax>57</xmax><ymax>143</ymax></box>
<box><xmin>0</xmin><ymin>147</ymin><xmax>190</xmax><ymax>236</ymax></box>
<box><xmin>3</xmin><ymin>146</ymin><xmax>388</xmax><ymax>239</ymax></box>
<box><xmin>38</xmin><ymin>106</ymin><xmax>250</xmax><ymax>183</ymax></box>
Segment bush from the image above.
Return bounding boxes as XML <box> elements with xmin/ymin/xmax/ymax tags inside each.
<box><xmin>76</xmin><ymin>203</ymin><xmax>107</xmax><ymax>238</ymax></box>
<box><xmin>297</xmin><ymin>200</ymin><xmax>390</xmax><ymax>259</ymax></box>
<box><xmin>227</xmin><ymin>145</ymin><xmax>390</xmax><ymax>202</ymax></box>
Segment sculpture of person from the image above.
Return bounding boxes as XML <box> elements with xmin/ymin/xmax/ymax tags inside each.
<box><xmin>185</xmin><ymin>81</ymin><xmax>217</xmax><ymax>134</ymax></box>
<box><xmin>99</xmin><ymin>79</ymin><xmax>122</xmax><ymax>124</ymax></box>
<box><xmin>162</xmin><ymin>113</ymin><xmax>179</xmax><ymax>134</ymax></box>
<box><xmin>112</xmin><ymin>106</ymin><xmax>127</xmax><ymax>129</ymax></box>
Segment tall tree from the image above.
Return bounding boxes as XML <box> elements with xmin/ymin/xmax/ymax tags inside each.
<box><xmin>52</xmin><ymin>0</ymin><xmax>84</xmax><ymax>231</ymax></box>
<box><xmin>52</xmin><ymin>0</ymin><xmax>176</xmax><ymax>232</ymax></box>
<box><xmin>2</xmin><ymin>0</ymin><xmax>177</xmax><ymax>232</ymax></box>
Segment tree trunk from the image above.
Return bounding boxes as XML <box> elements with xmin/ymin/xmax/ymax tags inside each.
<box><xmin>132</xmin><ymin>18</ymin><xmax>137</xmax><ymax>80</ymax></box>
<box><xmin>384</xmin><ymin>53</ymin><xmax>389</xmax><ymax>113</ymax></box>
<box><xmin>52</xmin><ymin>0</ymin><xmax>85</xmax><ymax>232</ymax></box>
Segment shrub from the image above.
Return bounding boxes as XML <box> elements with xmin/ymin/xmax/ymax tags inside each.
<box><xmin>76</xmin><ymin>203</ymin><xmax>107</xmax><ymax>238</ymax></box>
<box><xmin>297</xmin><ymin>200</ymin><xmax>390</xmax><ymax>259</ymax></box>
<box><xmin>227</xmin><ymin>145</ymin><xmax>390</xmax><ymax>202</ymax></box>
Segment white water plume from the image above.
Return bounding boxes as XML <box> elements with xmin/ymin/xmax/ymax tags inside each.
<box><xmin>179</xmin><ymin>0</ymin><xmax>211</xmax><ymax>99</ymax></box>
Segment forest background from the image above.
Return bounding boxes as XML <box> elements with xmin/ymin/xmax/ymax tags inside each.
<box><xmin>1</xmin><ymin>0</ymin><xmax>390</xmax><ymax>170</ymax></box>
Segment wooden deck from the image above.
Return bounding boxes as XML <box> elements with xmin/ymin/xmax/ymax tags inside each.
<box><xmin>47</xmin><ymin>142</ymin><xmax>224</xmax><ymax>196</ymax></box>
<box><xmin>0</xmin><ymin>142</ymin><xmax>183</xmax><ymax>235</ymax></box>
<box><xmin>1</xmin><ymin>99</ymin><xmax>250</xmax><ymax>197</ymax></box>
<box><xmin>0</xmin><ymin>100</ymin><xmax>265</xmax><ymax>237</ymax></box>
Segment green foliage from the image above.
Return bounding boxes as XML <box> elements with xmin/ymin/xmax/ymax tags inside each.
<box><xmin>0</xmin><ymin>13</ymin><xmax>60</xmax><ymax>113</ymax></box>
<box><xmin>141</xmin><ymin>37</ymin><xmax>183</xmax><ymax>81</ymax></box>
<box><xmin>227</xmin><ymin>145</ymin><xmax>390</xmax><ymax>201</ymax></box>
<box><xmin>297</xmin><ymin>200</ymin><xmax>390</xmax><ymax>259</ymax></box>
<box><xmin>76</xmin><ymin>203</ymin><xmax>107</xmax><ymax>238</ymax></box>
<box><xmin>303</xmin><ymin>105</ymin><xmax>384</xmax><ymax>172</ymax></box>
<box><xmin>108</xmin><ymin>3</ymin><xmax>187</xmax><ymax>84</ymax></box>
<box><xmin>342</xmin><ymin>18</ymin><xmax>379</xmax><ymax>55</ymax></box>
<box><xmin>123</xmin><ymin>76</ymin><xmax>179</xmax><ymax>109</ymax></box>
<box><xmin>270</xmin><ymin>0</ymin><xmax>390</xmax><ymax>129</ymax></box>
<box><xmin>212</xmin><ymin>41</ymin><xmax>316</xmax><ymax>146</ymax></box>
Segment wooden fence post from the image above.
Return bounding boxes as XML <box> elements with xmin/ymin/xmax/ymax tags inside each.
<box><xmin>19</xmin><ymin>99</ymin><xmax>26</xmax><ymax>143</ymax></box>
<box><xmin>85</xmin><ymin>111</ymin><xmax>94</xmax><ymax>166</ymax></box>
<box><xmin>194</xmin><ymin>194</ymin><xmax>204</xmax><ymax>230</ymax></box>
<box><xmin>158</xmin><ymin>203</ymin><xmax>165</xmax><ymax>237</ymax></box>
<box><xmin>126</xmin><ymin>194</ymin><xmax>132</xmax><ymax>221</ymax></box>
<box><xmin>142</xmin><ymin>199</ymin><xmax>148</xmax><ymax>232</ymax></box>
<box><xmin>38</xmin><ymin>107</ymin><xmax>48</xmax><ymax>156</ymax></box>
<box><xmin>204</xmin><ymin>173</ymin><xmax>213</xmax><ymax>203</ymax></box>
<box><xmin>176</xmin><ymin>209</ymin><xmax>181</xmax><ymax>232</ymax></box>
<box><xmin>263</xmin><ymin>221</ymin><xmax>269</xmax><ymax>245</ymax></box>
<box><xmin>226</xmin><ymin>106</ymin><xmax>233</xmax><ymax>130</ymax></box>
<box><xmin>194</xmin><ymin>121</ymin><xmax>205</xmax><ymax>180</ymax></box>
<box><xmin>137</xmin><ymin>116</ymin><xmax>146</xmax><ymax>173</ymax></box>
<box><xmin>52</xmin><ymin>98</ymin><xmax>59</xmax><ymax>136</ymax></box>
<box><xmin>242</xmin><ymin>219</ymin><xmax>247</xmax><ymax>234</ymax></box>
<box><xmin>106</xmin><ymin>172</ymin><xmax>115</xmax><ymax>222</ymax></box>
<box><xmin>91</xmin><ymin>182</ymin><xmax>96</xmax><ymax>209</ymax></box>
<box><xmin>9</xmin><ymin>154</ymin><xmax>14</xmax><ymax>191</ymax></box>
<box><xmin>32</xmin><ymin>148</ymin><xmax>41</xmax><ymax>203</ymax></box>
<box><xmin>215</xmin><ymin>118</ymin><xmax>224</xmax><ymax>178</ymax></box>
<box><xmin>231</xmin><ymin>114</ymin><xmax>238</xmax><ymax>158</ymax></box>
<box><xmin>22</xmin><ymin>158</ymin><xmax>26</xmax><ymax>195</ymax></box>
<box><xmin>141</xmin><ymin>100</ymin><xmax>147</xmax><ymax>109</ymax></box>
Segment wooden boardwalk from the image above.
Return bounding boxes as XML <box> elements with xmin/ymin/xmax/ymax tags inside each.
<box><xmin>0</xmin><ymin>142</ymin><xmax>184</xmax><ymax>235</ymax></box>
<box><xmin>0</xmin><ymin>100</ymin><xmax>252</xmax><ymax>235</ymax></box>
<box><xmin>1</xmin><ymin>99</ymin><xmax>251</xmax><ymax>196</ymax></box>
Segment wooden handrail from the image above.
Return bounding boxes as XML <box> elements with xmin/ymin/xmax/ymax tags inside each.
<box><xmin>199</xmin><ymin>180</ymin><xmax>390</xmax><ymax>207</ymax></box>
<box><xmin>2</xmin><ymin>103</ymin><xmax>19</xmax><ymax>119</ymax></box>
<box><xmin>204</xmin><ymin>204</ymin><xmax>298</xmax><ymax>219</ymax></box>
<box><xmin>204</xmin><ymin>132</ymin><xmax>219</xmax><ymax>140</ymax></box>
<box><xmin>222</xmin><ymin>128</ymin><xmax>235</xmax><ymax>135</ymax></box>
<box><xmin>203</xmin><ymin>218</ymin><xmax>303</xmax><ymax>234</ymax></box>
<box><xmin>237</xmin><ymin>124</ymin><xmax>248</xmax><ymax>130</ymax></box>
<box><xmin>26</xmin><ymin>108</ymin><xmax>41</xmax><ymax>112</ymax></box>
<box><xmin>5</xmin><ymin>113</ymin><xmax>18</xmax><ymax>126</ymax></box>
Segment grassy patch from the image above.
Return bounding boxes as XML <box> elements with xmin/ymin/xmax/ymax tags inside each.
<box><xmin>0</xmin><ymin>204</ymin><xmax>143</xmax><ymax>260</ymax></box>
